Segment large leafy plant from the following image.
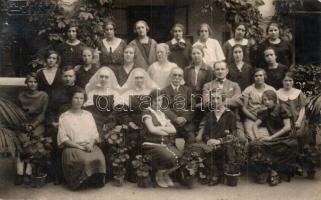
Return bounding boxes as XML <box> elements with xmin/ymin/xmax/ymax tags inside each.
<box><xmin>201</xmin><ymin>0</ymin><xmax>265</xmax><ymax>43</ymax></box>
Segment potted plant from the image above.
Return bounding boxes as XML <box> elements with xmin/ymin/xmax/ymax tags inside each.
<box><xmin>131</xmin><ymin>154</ymin><xmax>152</xmax><ymax>188</ymax></box>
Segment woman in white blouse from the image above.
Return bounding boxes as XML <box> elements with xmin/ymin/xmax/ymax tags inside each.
<box><xmin>193</xmin><ymin>23</ymin><xmax>225</xmax><ymax>69</ymax></box>
<box><xmin>58</xmin><ymin>88</ymin><xmax>106</xmax><ymax>190</ymax></box>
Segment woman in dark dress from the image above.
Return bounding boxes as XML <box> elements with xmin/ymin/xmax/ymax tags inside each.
<box><xmin>227</xmin><ymin>44</ymin><xmax>253</xmax><ymax>91</ymax></box>
<box><xmin>57</xmin><ymin>24</ymin><xmax>85</xmax><ymax>68</ymax></box>
<box><xmin>75</xmin><ymin>47</ymin><xmax>98</xmax><ymax>89</ymax></box>
<box><xmin>264</xmin><ymin>47</ymin><xmax>288</xmax><ymax>90</ymax></box>
<box><xmin>115</xmin><ymin>45</ymin><xmax>137</xmax><ymax>87</ymax></box>
<box><xmin>15</xmin><ymin>73</ymin><xmax>49</xmax><ymax>185</ymax></box>
<box><xmin>58</xmin><ymin>88</ymin><xmax>106</xmax><ymax>190</ymax></box>
<box><xmin>129</xmin><ymin>20</ymin><xmax>157</xmax><ymax>70</ymax></box>
<box><xmin>166</xmin><ymin>24</ymin><xmax>192</xmax><ymax>69</ymax></box>
<box><xmin>249</xmin><ymin>90</ymin><xmax>297</xmax><ymax>186</ymax></box>
<box><xmin>97</xmin><ymin>20</ymin><xmax>126</xmax><ymax>71</ymax></box>
<box><xmin>37</xmin><ymin>50</ymin><xmax>63</xmax><ymax>98</ymax></box>
<box><xmin>223</xmin><ymin>23</ymin><xmax>252</xmax><ymax>65</ymax></box>
<box><xmin>256</xmin><ymin>22</ymin><xmax>293</xmax><ymax>68</ymax></box>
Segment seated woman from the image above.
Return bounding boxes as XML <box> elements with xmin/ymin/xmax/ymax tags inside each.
<box><xmin>75</xmin><ymin>47</ymin><xmax>98</xmax><ymax>89</ymax></box>
<box><xmin>148</xmin><ymin>43</ymin><xmax>179</xmax><ymax>89</ymax></box>
<box><xmin>84</xmin><ymin>67</ymin><xmax>121</xmax><ymax>135</ymax></box>
<box><xmin>249</xmin><ymin>90</ymin><xmax>297</xmax><ymax>186</ymax></box>
<box><xmin>15</xmin><ymin>73</ymin><xmax>49</xmax><ymax>185</ymax></box>
<box><xmin>142</xmin><ymin>90</ymin><xmax>182</xmax><ymax>188</ymax></box>
<box><xmin>242</xmin><ymin>68</ymin><xmax>275</xmax><ymax>141</ymax></box>
<box><xmin>58</xmin><ymin>88</ymin><xmax>106</xmax><ymax>190</ymax></box>
<box><xmin>196</xmin><ymin>91</ymin><xmax>240</xmax><ymax>186</ymax></box>
<box><xmin>277</xmin><ymin>72</ymin><xmax>315</xmax><ymax>177</ymax></box>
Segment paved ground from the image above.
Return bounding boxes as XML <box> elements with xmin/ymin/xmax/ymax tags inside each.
<box><xmin>1</xmin><ymin>158</ymin><xmax>321</xmax><ymax>200</ymax></box>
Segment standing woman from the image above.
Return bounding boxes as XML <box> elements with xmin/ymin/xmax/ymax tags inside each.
<box><xmin>75</xmin><ymin>47</ymin><xmax>98</xmax><ymax>89</ymax></box>
<box><xmin>166</xmin><ymin>24</ymin><xmax>192</xmax><ymax>69</ymax></box>
<box><xmin>129</xmin><ymin>20</ymin><xmax>157</xmax><ymax>70</ymax></box>
<box><xmin>115</xmin><ymin>45</ymin><xmax>137</xmax><ymax>87</ymax></box>
<box><xmin>223</xmin><ymin>23</ymin><xmax>252</xmax><ymax>65</ymax></box>
<box><xmin>193</xmin><ymin>23</ymin><xmax>225</xmax><ymax>69</ymax></box>
<box><xmin>37</xmin><ymin>50</ymin><xmax>63</xmax><ymax>98</ymax></box>
<box><xmin>227</xmin><ymin>44</ymin><xmax>253</xmax><ymax>91</ymax></box>
<box><xmin>15</xmin><ymin>73</ymin><xmax>48</xmax><ymax>185</ymax></box>
<box><xmin>58</xmin><ymin>88</ymin><xmax>106</xmax><ymax>190</ymax></box>
<box><xmin>242</xmin><ymin>68</ymin><xmax>275</xmax><ymax>141</ymax></box>
<box><xmin>57</xmin><ymin>23</ymin><xmax>85</xmax><ymax>68</ymax></box>
<box><xmin>148</xmin><ymin>43</ymin><xmax>178</xmax><ymax>89</ymax></box>
<box><xmin>257</xmin><ymin>22</ymin><xmax>293</xmax><ymax>68</ymax></box>
<box><xmin>98</xmin><ymin>20</ymin><xmax>127</xmax><ymax>71</ymax></box>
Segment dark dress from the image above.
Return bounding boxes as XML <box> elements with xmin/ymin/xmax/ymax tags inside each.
<box><xmin>97</xmin><ymin>38</ymin><xmax>126</xmax><ymax>70</ymax></box>
<box><xmin>222</xmin><ymin>39</ymin><xmax>252</xmax><ymax>65</ymax></box>
<box><xmin>266</xmin><ymin>64</ymin><xmax>288</xmax><ymax>90</ymax></box>
<box><xmin>57</xmin><ymin>41</ymin><xmax>85</xmax><ymax>68</ymax></box>
<box><xmin>36</xmin><ymin>68</ymin><xmax>63</xmax><ymax>99</ymax></box>
<box><xmin>257</xmin><ymin>39</ymin><xmax>293</xmax><ymax>68</ymax></box>
<box><xmin>227</xmin><ymin>62</ymin><xmax>253</xmax><ymax>91</ymax></box>
<box><xmin>115</xmin><ymin>65</ymin><xmax>137</xmax><ymax>87</ymax></box>
<box><xmin>142</xmin><ymin>109</ymin><xmax>182</xmax><ymax>170</ymax></box>
<box><xmin>249</xmin><ymin>104</ymin><xmax>298</xmax><ymax>174</ymax></box>
<box><xmin>200</xmin><ymin>110</ymin><xmax>240</xmax><ymax>177</ymax></box>
<box><xmin>75</xmin><ymin>66</ymin><xmax>98</xmax><ymax>89</ymax></box>
<box><xmin>166</xmin><ymin>40</ymin><xmax>192</xmax><ymax>69</ymax></box>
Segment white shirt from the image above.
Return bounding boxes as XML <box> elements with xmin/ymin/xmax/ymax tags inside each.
<box><xmin>194</xmin><ymin>38</ymin><xmax>225</xmax><ymax>68</ymax></box>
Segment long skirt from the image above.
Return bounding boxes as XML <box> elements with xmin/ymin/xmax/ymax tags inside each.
<box><xmin>0</xmin><ymin>128</ymin><xmax>21</xmax><ymax>158</ymax></box>
<box><xmin>143</xmin><ymin>142</ymin><xmax>182</xmax><ymax>170</ymax></box>
<box><xmin>249</xmin><ymin>136</ymin><xmax>298</xmax><ymax>174</ymax></box>
<box><xmin>62</xmin><ymin>145</ymin><xmax>106</xmax><ymax>190</ymax></box>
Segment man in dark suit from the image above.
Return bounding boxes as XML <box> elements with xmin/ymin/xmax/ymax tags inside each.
<box><xmin>162</xmin><ymin>67</ymin><xmax>196</xmax><ymax>144</ymax></box>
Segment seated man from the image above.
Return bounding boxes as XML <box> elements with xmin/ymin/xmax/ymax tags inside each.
<box><xmin>203</xmin><ymin>61</ymin><xmax>241</xmax><ymax>108</ymax></box>
<box><xmin>162</xmin><ymin>67</ymin><xmax>196</xmax><ymax>144</ymax></box>
<box><xmin>46</xmin><ymin>66</ymin><xmax>81</xmax><ymax>184</ymax></box>
<box><xmin>196</xmin><ymin>91</ymin><xmax>240</xmax><ymax>186</ymax></box>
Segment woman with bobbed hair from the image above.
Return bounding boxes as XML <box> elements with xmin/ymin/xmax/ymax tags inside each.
<box><xmin>57</xmin><ymin>22</ymin><xmax>85</xmax><ymax>68</ymax></box>
<box><xmin>148</xmin><ymin>43</ymin><xmax>178</xmax><ymax>89</ymax></box>
<box><xmin>97</xmin><ymin>19</ymin><xmax>127</xmax><ymax>71</ymax></box>
<box><xmin>242</xmin><ymin>68</ymin><xmax>276</xmax><ymax>141</ymax></box>
<box><xmin>166</xmin><ymin>23</ymin><xmax>192</xmax><ymax>69</ymax></box>
<box><xmin>37</xmin><ymin>50</ymin><xmax>63</xmax><ymax>98</ymax></box>
<box><xmin>193</xmin><ymin>23</ymin><xmax>225</xmax><ymax>69</ymax></box>
<box><xmin>129</xmin><ymin>20</ymin><xmax>157</xmax><ymax>70</ymax></box>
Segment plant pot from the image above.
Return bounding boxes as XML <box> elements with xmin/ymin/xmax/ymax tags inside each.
<box><xmin>31</xmin><ymin>173</ymin><xmax>47</xmax><ymax>188</ymax></box>
<box><xmin>137</xmin><ymin>177</ymin><xmax>151</xmax><ymax>188</ymax></box>
<box><xmin>224</xmin><ymin>172</ymin><xmax>240</xmax><ymax>187</ymax></box>
<box><xmin>112</xmin><ymin>176</ymin><xmax>124</xmax><ymax>187</ymax></box>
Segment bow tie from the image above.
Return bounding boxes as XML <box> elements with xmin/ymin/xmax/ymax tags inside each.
<box><xmin>217</xmin><ymin>79</ymin><xmax>224</xmax><ymax>84</ymax></box>
<box><xmin>172</xmin><ymin>42</ymin><xmax>186</xmax><ymax>50</ymax></box>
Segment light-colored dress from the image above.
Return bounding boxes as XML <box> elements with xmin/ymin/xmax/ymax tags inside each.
<box><xmin>147</xmin><ymin>62</ymin><xmax>178</xmax><ymax>89</ymax></box>
<box><xmin>58</xmin><ymin>110</ymin><xmax>106</xmax><ymax>190</ymax></box>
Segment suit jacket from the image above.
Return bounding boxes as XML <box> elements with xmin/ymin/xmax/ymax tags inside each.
<box><xmin>162</xmin><ymin>85</ymin><xmax>195</xmax><ymax>132</ymax></box>
<box><xmin>129</xmin><ymin>38</ymin><xmax>157</xmax><ymax>70</ymax></box>
<box><xmin>184</xmin><ymin>62</ymin><xmax>213</xmax><ymax>97</ymax></box>
<box><xmin>203</xmin><ymin>79</ymin><xmax>241</xmax><ymax>107</ymax></box>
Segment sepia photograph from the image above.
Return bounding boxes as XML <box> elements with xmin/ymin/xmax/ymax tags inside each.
<box><xmin>0</xmin><ymin>0</ymin><xmax>321</xmax><ymax>199</ymax></box>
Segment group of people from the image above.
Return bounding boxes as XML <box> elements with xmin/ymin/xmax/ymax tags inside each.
<box><xmin>0</xmin><ymin>19</ymin><xmax>317</xmax><ymax>191</ymax></box>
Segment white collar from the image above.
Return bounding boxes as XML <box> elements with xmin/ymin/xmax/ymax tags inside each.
<box><xmin>277</xmin><ymin>88</ymin><xmax>301</xmax><ymax>101</ymax></box>
<box><xmin>171</xmin><ymin>38</ymin><xmax>186</xmax><ymax>45</ymax></box>
<box><xmin>228</xmin><ymin>38</ymin><xmax>248</xmax><ymax>46</ymax></box>
<box><xmin>171</xmin><ymin>84</ymin><xmax>180</xmax><ymax>90</ymax></box>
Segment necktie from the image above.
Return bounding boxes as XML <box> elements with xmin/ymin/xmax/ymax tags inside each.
<box><xmin>192</xmin><ymin>69</ymin><xmax>197</xmax><ymax>87</ymax></box>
